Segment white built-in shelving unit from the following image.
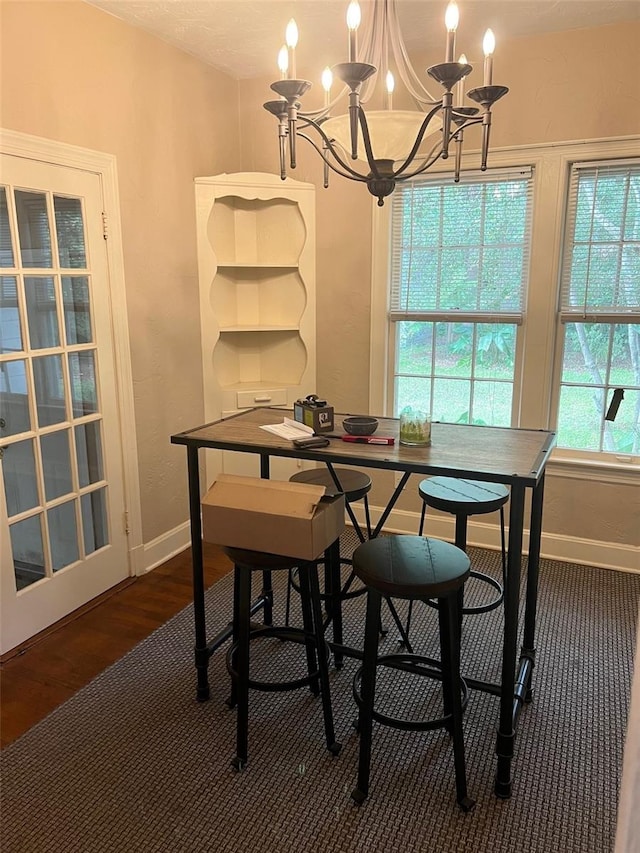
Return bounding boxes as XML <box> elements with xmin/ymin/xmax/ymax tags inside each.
<box><xmin>194</xmin><ymin>172</ymin><xmax>316</xmax><ymax>482</ymax></box>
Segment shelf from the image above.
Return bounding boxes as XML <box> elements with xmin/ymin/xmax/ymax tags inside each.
<box><xmin>212</xmin><ymin>330</ymin><xmax>307</xmax><ymax>389</ymax></box>
<box><xmin>208</xmin><ymin>196</ymin><xmax>306</xmax><ymax>266</ymax></box>
<box><xmin>216</xmin><ymin>262</ymin><xmax>299</xmax><ymax>270</ymax></box>
<box><xmin>211</xmin><ymin>267</ymin><xmax>305</xmax><ymax>329</ymax></box>
<box><xmin>219</xmin><ymin>325</ymin><xmax>300</xmax><ymax>333</ymax></box>
<box><xmin>220</xmin><ymin>381</ymin><xmax>289</xmax><ymax>396</ymax></box>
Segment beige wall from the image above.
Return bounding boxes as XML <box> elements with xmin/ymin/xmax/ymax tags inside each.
<box><xmin>1</xmin><ymin>0</ymin><xmax>241</xmax><ymax>541</ymax></box>
<box><xmin>1</xmin><ymin>1</ymin><xmax>637</xmax><ymax>558</ymax></box>
<box><xmin>240</xmin><ymin>21</ymin><xmax>640</xmax><ymax>554</ymax></box>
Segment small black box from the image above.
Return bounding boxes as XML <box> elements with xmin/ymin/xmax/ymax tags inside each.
<box><xmin>294</xmin><ymin>396</ymin><xmax>334</xmax><ymax>433</ymax></box>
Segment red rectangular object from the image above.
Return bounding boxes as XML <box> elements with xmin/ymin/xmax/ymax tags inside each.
<box><xmin>341</xmin><ymin>435</ymin><xmax>395</xmax><ymax>445</ymax></box>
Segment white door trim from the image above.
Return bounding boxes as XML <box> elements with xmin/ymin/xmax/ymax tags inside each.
<box><xmin>1</xmin><ymin>128</ymin><xmax>143</xmax><ymax>573</ymax></box>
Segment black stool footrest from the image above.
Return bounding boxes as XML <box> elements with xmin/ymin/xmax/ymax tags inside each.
<box><xmin>352</xmin><ymin>652</ymin><xmax>469</xmax><ymax>732</ymax></box>
<box><xmin>289</xmin><ymin>563</ymin><xmax>366</xmax><ymax>604</ymax></box>
<box><xmin>463</xmin><ymin>570</ymin><xmax>503</xmax><ymax>615</ymax></box>
<box><xmin>423</xmin><ymin>569</ymin><xmax>503</xmax><ymax>615</ymax></box>
<box><xmin>226</xmin><ymin>625</ymin><xmax>331</xmax><ymax>693</ymax></box>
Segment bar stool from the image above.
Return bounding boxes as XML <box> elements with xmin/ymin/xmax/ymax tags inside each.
<box><xmin>350</xmin><ymin>535</ymin><xmax>474</xmax><ymax>812</ymax></box>
<box><xmin>285</xmin><ymin>467</ymin><xmax>372</xmax><ymax>663</ymax></box>
<box><xmin>223</xmin><ymin>547</ymin><xmax>341</xmax><ymax>770</ymax></box>
<box><xmin>405</xmin><ymin>477</ymin><xmax>508</xmax><ymax>638</ymax></box>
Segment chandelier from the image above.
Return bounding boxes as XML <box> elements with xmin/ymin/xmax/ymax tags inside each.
<box><xmin>264</xmin><ymin>1</ymin><xmax>509</xmax><ymax>205</ymax></box>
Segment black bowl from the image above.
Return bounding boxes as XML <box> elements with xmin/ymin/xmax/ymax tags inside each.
<box><xmin>343</xmin><ymin>416</ymin><xmax>379</xmax><ymax>436</ymax></box>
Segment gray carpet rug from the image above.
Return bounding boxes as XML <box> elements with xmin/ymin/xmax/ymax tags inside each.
<box><xmin>2</xmin><ymin>537</ymin><xmax>639</xmax><ymax>853</ymax></box>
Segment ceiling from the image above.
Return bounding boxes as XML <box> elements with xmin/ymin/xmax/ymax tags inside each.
<box><xmin>86</xmin><ymin>0</ymin><xmax>640</xmax><ymax>80</ymax></box>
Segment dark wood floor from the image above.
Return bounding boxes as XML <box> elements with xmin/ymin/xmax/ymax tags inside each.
<box><xmin>0</xmin><ymin>542</ymin><xmax>231</xmax><ymax>749</ymax></box>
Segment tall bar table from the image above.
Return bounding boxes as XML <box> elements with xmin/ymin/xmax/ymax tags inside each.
<box><xmin>171</xmin><ymin>407</ymin><xmax>556</xmax><ymax>798</ymax></box>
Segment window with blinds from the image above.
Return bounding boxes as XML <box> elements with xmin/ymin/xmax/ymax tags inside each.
<box><xmin>559</xmin><ymin>161</ymin><xmax>640</xmax><ymax>321</ymax></box>
<box><xmin>390</xmin><ymin>167</ymin><xmax>533</xmax><ymax>323</ymax></box>
<box><xmin>388</xmin><ymin>168</ymin><xmax>534</xmax><ymax>426</ymax></box>
<box><xmin>555</xmin><ymin>160</ymin><xmax>639</xmax><ymax>454</ymax></box>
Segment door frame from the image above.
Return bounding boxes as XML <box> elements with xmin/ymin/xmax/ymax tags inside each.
<box><xmin>1</xmin><ymin>128</ymin><xmax>143</xmax><ymax>574</ymax></box>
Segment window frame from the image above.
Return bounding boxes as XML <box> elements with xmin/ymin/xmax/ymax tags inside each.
<box><xmin>369</xmin><ymin>135</ymin><xmax>640</xmax><ymax>480</ymax></box>
<box><xmin>386</xmin><ymin>167</ymin><xmax>534</xmax><ymax>427</ymax></box>
<box><xmin>549</xmin><ymin>160</ymin><xmax>640</xmax><ymax>456</ymax></box>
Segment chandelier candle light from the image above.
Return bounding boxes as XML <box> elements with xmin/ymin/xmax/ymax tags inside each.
<box><xmin>264</xmin><ymin>0</ymin><xmax>509</xmax><ymax>205</ymax></box>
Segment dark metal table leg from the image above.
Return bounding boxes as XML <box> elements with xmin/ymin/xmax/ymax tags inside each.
<box><xmin>495</xmin><ymin>482</ymin><xmax>525</xmax><ymax>799</ymax></box>
<box><xmin>521</xmin><ymin>472</ymin><xmax>546</xmax><ymax>703</ymax></box>
<box><xmin>232</xmin><ymin>563</ymin><xmax>251</xmax><ymax>769</ymax></box>
<box><xmin>454</xmin><ymin>515</ymin><xmax>468</xmax><ymax>633</ymax></box>
<box><xmin>326</xmin><ymin>538</ymin><xmax>344</xmax><ymax>667</ymax></box>
<box><xmin>187</xmin><ymin>445</ymin><xmax>210</xmax><ymax>702</ymax></box>
<box><xmin>352</xmin><ymin>589</ymin><xmax>382</xmax><ymax>805</ymax></box>
<box><xmin>259</xmin><ymin>453</ymin><xmax>273</xmax><ymax>625</ymax></box>
<box><xmin>261</xmin><ymin>570</ymin><xmax>273</xmax><ymax>626</ymax></box>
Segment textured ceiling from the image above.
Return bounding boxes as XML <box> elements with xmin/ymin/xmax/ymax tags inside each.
<box><xmin>86</xmin><ymin>0</ymin><xmax>640</xmax><ymax>80</ymax></box>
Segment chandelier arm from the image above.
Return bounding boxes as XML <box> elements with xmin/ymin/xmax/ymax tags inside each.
<box><xmin>299</xmin><ymin>107</ymin><xmax>331</xmax><ymax>121</ymax></box>
<box><xmin>392</xmin><ymin>101</ymin><xmax>447</xmax><ymax>178</ymax></box>
<box><xmin>397</xmin><ymin>109</ymin><xmax>483</xmax><ymax>181</ymax></box>
<box><xmin>296</xmin><ymin>131</ymin><xmax>371</xmax><ymax>183</ymax></box>
<box><xmin>396</xmin><ymin>150</ymin><xmax>446</xmax><ymax>180</ymax></box>
<box><xmin>394</xmin><ymin>135</ymin><xmax>446</xmax><ymax>176</ymax></box>
<box><xmin>396</xmin><ymin>111</ymin><xmax>482</xmax><ymax>181</ymax></box>
<box><xmin>356</xmin><ymin>108</ymin><xmax>384</xmax><ymax>179</ymax></box>
<box><xmin>296</xmin><ymin>125</ymin><xmax>372</xmax><ymax>181</ymax></box>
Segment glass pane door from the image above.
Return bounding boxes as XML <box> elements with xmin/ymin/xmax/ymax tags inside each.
<box><xmin>1</xmin><ymin>153</ymin><xmax>129</xmax><ymax>652</ymax></box>
<box><xmin>1</xmin><ymin>183</ymin><xmax>110</xmax><ymax>584</ymax></box>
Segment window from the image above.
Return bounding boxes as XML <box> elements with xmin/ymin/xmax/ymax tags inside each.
<box><xmin>388</xmin><ymin>168</ymin><xmax>533</xmax><ymax>425</ymax></box>
<box><xmin>554</xmin><ymin>162</ymin><xmax>639</xmax><ymax>454</ymax></box>
<box><xmin>370</xmin><ymin>138</ymin><xmax>640</xmax><ymax>465</ymax></box>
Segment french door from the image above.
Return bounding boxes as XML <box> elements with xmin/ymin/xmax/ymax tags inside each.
<box><xmin>0</xmin><ymin>153</ymin><xmax>130</xmax><ymax>653</ymax></box>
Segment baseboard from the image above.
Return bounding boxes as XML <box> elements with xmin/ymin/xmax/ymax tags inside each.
<box><xmin>350</xmin><ymin>504</ymin><xmax>640</xmax><ymax>575</ymax></box>
<box><xmin>139</xmin><ymin>521</ymin><xmax>191</xmax><ymax>574</ymax></box>
<box><xmin>140</xmin><ymin>508</ymin><xmax>638</xmax><ymax>576</ymax></box>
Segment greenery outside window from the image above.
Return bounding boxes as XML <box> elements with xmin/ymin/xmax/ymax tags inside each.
<box><xmin>554</xmin><ymin>161</ymin><xmax>639</xmax><ymax>455</ymax></box>
<box><xmin>389</xmin><ymin>168</ymin><xmax>533</xmax><ymax>425</ymax></box>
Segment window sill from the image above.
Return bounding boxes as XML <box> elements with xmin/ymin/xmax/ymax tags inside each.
<box><xmin>549</xmin><ymin>449</ymin><xmax>639</xmax><ymax>485</ymax></box>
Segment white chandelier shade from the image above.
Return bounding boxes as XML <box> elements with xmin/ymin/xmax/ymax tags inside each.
<box><xmin>322</xmin><ymin>110</ymin><xmax>443</xmax><ymax>165</ymax></box>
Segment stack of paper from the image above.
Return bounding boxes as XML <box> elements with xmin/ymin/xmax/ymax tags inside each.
<box><xmin>260</xmin><ymin>417</ymin><xmax>315</xmax><ymax>440</ymax></box>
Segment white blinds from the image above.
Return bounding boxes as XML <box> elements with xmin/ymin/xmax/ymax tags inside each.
<box><xmin>559</xmin><ymin>160</ymin><xmax>640</xmax><ymax>321</ymax></box>
<box><xmin>389</xmin><ymin>167</ymin><xmax>533</xmax><ymax>322</ymax></box>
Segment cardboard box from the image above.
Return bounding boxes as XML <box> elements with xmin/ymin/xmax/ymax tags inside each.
<box><xmin>201</xmin><ymin>473</ymin><xmax>345</xmax><ymax>561</ymax></box>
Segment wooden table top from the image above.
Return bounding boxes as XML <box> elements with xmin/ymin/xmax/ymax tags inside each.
<box><xmin>172</xmin><ymin>407</ymin><xmax>556</xmax><ymax>487</ymax></box>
